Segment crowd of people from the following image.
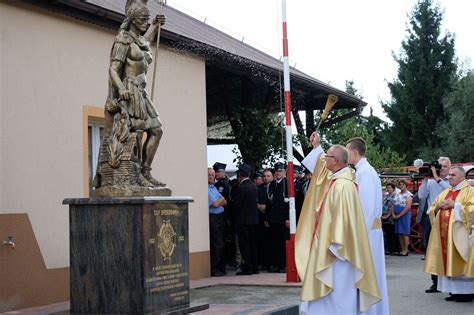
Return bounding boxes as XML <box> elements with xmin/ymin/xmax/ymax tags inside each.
<box><xmin>207</xmin><ymin>160</ymin><xmax>310</xmax><ymax>277</ymax></box>
<box><xmin>381</xmin><ymin>156</ymin><xmax>474</xmax><ymax>303</ymax></box>
<box><xmin>382</xmin><ymin>179</ymin><xmax>413</xmax><ymax>256</ymax></box>
<box><xmin>208</xmin><ymin>133</ymin><xmax>474</xmax><ymax>313</ymax></box>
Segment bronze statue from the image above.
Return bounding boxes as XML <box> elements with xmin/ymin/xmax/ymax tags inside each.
<box><xmin>93</xmin><ymin>0</ymin><xmax>170</xmax><ymax>196</ymax></box>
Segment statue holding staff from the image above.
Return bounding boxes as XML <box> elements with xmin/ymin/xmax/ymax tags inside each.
<box><xmin>94</xmin><ymin>0</ymin><xmax>168</xmax><ymax>195</ymax></box>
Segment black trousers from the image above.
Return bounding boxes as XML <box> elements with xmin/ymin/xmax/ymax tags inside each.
<box><xmin>209</xmin><ymin>213</ymin><xmax>225</xmax><ymax>273</ymax></box>
<box><xmin>223</xmin><ymin>208</ymin><xmax>237</xmax><ymax>266</ymax></box>
<box><xmin>270</xmin><ymin>222</ymin><xmax>290</xmax><ymax>270</ymax></box>
<box><xmin>256</xmin><ymin>221</ymin><xmax>271</xmax><ymax>268</ymax></box>
<box><xmin>382</xmin><ymin>223</ymin><xmax>399</xmax><ymax>253</ymax></box>
<box><xmin>421</xmin><ymin>215</ymin><xmax>432</xmax><ymax>250</ymax></box>
<box><xmin>421</xmin><ymin>215</ymin><xmax>437</xmax><ymax>287</ymax></box>
<box><xmin>236</xmin><ymin>224</ymin><xmax>258</xmax><ymax>272</ymax></box>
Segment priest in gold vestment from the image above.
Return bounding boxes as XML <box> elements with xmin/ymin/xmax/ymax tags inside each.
<box><xmin>296</xmin><ymin>140</ymin><xmax>380</xmax><ymax>314</ymax></box>
<box><xmin>424</xmin><ymin>166</ymin><xmax>474</xmax><ymax>302</ymax></box>
<box><xmin>464</xmin><ymin>203</ymin><xmax>474</xmax><ymax>278</ymax></box>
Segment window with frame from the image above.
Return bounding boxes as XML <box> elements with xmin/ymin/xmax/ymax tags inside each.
<box><xmin>88</xmin><ymin>122</ymin><xmax>104</xmax><ymax>195</ymax></box>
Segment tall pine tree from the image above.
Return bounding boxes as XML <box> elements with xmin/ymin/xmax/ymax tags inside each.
<box><xmin>383</xmin><ymin>0</ymin><xmax>457</xmax><ymax>162</ymax></box>
<box><xmin>435</xmin><ymin>71</ymin><xmax>474</xmax><ymax>162</ymax></box>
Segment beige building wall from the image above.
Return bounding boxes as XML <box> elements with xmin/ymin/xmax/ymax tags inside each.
<box><xmin>0</xmin><ymin>1</ymin><xmax>209</xmax><ymax>272</ymax></box>
<box><xmin>0</xmin><ymin>4</ymin><xmax>4</xmax><ymax>213</ymax></box>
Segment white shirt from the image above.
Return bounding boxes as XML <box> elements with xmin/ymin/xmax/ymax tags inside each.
<box><xmin>418</xmin><ymin>177</ymin><xmax>449</xmax><ymax>207</ymax></box>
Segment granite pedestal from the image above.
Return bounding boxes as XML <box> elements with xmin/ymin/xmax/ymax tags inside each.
<box><xmin>63</xmin><ymin>196</ymin><xmax>207</xmax><ymax>314</ymax></box>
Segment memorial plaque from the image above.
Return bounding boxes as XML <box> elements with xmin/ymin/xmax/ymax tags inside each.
<box><xmin>143</xmin><ymin>203</ymin><xmax>190</xmax><ymax>311</ymax></box>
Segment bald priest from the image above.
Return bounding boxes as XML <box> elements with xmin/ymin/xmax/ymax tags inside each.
<box><xmin>296</xmin><ymin>143</ymin><xmax>380</xmax><ymax>314</ymax></box>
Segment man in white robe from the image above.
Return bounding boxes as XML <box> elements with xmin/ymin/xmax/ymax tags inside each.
<box><xmin>346</xmin><ymin>137</ymin><xmax>389</xmax><ymax>314</ymax></box>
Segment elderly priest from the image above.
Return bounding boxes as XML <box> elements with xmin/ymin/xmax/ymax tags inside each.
<box><xmin>424</xmin><ymin>166</ymin><xmax>474</xmax><ymax>302</ymax></box>
<box><xmin>296</xmin><ymin>142</ymin><xmax>380</xmax><ymax>314</ymax></box>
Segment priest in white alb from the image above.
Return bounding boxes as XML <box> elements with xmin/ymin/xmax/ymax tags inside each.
<box><xmin>345</xmin><ymin>137</ymin><xmax>389</xmax><ymax>314</ymax></box>
<box><xmin>296</xmin><ymin>141</ymin><xmax>380</xmax><ymax>314</ymax></box>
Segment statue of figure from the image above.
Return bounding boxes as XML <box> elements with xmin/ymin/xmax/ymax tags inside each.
<box><xmin>93</xmin><ymin>0</ymin><xmax>169</xmax><ymax>196</ymax></box>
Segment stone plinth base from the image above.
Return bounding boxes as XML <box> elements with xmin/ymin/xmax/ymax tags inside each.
<box><xmin>92</xmin><ymin>185</ymin><xmax>172</xmax><ymax>197</ymax></box>
<box><xmin>63</xmin><ymin>196</ymin><xmax>206</xmax><ymax>314</ymax></box>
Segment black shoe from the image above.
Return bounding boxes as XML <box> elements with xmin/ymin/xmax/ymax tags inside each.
<box><xmin>236</xmin><ymin>270</ymin><xmax>253</xmax><ymax>276</ymax></box>
<box><xmin>211</xmin><ymin>271</ymin><xmax>225</xmax><ymax>277</ymax></box>
<box><xmin>421</xmin><ymin>256</ymin><xmax>425</xmax><ymax>261</ymax></box>
<box><xmin>252</xmin><ymin>269</ymin><xmax>260</xmax><ymax>274</ymax></box>
<box><xmin>445</xmin><ymin>295</ymin><xmax>456</xmax><ymax>301</ymax></box>
<box><xmin>425</xmin><ymin>285</ymin><xmax>439</xmax><ymax>293</ymax></box>
<box><xmin>454</xmin><ymin>295</ymin><xmax>473</xmax><ymax>302</ymax></box>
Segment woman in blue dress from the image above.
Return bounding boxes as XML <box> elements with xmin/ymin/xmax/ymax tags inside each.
<box><xmin>391</xmin><ymin>179</ymin><xmax>413</xmax><ymax>256</ymax></box>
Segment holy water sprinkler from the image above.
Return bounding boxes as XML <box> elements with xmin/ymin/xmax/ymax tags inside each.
<box><xmin>315</xmin><ymin>94</ymin><xmax>338</xmax><ymax>132</ymax></box>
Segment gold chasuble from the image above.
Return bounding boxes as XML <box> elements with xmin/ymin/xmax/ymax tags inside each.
<box><xmin>424</xmin><ymin>182</ymin><xmax>474</xmax><ymax>277</ymax></box>
<box><xmin>295</xmin><ymin>155</ymin><xmax>380</xmax><ymax>312</ymax></box>
<box><xmin>463</xmin><ymin>205</ymin><xmax>474</xmax><ymax>277</ymax></box>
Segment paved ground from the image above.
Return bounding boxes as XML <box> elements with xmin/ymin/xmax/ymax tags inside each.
<box><xmin>385</xmin><ymin>253</ymin><xmax>472</xmax><ymax>315</ymax></box>
<box><xmin>3</xmin><ymin>253</ymin><xmax>473</xmax><ymax>314</ymax></box>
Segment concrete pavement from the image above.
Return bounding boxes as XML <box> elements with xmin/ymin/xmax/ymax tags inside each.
<box><xmin>4</xmin><ymin>253</ymin><xmax>473</xmax><ymax>314</ymax></box>
<box><xmin>385</xmin><ymin>253</ymin><xmax>472</xmax><ymax>314</ymax></box>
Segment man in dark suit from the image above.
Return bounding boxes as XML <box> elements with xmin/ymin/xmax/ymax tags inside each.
<box><xmin>256</xmin><ymin>169</ymin><xmax>273</xmax><ymax>271</ymax></box>
<box><xmin>267</xmin><ymin>162</ymin><xmax>289</xmax><ymax>273</ymax></box>
<box><xmin>231</xmin><ymin>163</ymin><xmax>259</xmax><ymax>275</ymax></box>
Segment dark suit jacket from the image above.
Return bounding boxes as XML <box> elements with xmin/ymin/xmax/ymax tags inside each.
<box><xmin>231</xmin><ymin>178</ymin><xmax>258</xmax><ymax>225</ymax></box>
<box><xmin>267</xmin><ymin>178</ymin><xmax>289</xmax><ymax>223</ymax></box>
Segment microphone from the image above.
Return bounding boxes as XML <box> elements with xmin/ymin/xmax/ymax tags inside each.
<box><xmin>413</xmin><ymin>159</ymin><xmax>424</xmax><ymax>168</ymax></box>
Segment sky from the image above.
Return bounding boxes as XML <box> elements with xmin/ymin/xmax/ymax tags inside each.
<box><xmin>166</xmin><ymin>0</ymin><xmax>473</xmax><ymax>121</ymax></box>
<box><xmin>164</xmin><ymin>0</ymin><xmax>473</xmax><ymax>169</ymax></box>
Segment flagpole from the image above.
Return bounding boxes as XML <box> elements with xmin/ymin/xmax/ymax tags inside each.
<box><xmin>281</xmin><ymin>0</ymin><xmax>298</xmax><ymax>283</ymax></box>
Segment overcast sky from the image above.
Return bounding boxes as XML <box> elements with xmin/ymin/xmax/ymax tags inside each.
<box><xmin>167</xmin><ymin>0</ymin><xmax>473</xmax><ymax>122</ymax></box>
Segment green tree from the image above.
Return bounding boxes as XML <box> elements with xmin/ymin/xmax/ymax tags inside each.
<box><xmin>230</xmin><ymin>108</ymin><xmax>283</xmax><ymax>170</ymax></box>
<box><xmin>365</xmin><ymin>107</ymin><xmax>390</xmax><ymax>147</ymax></box>
<box><xmin>433</xmin><ymin>71</ymin><xmax>474</xmax><ymax>162</ymax></box>
<box><xmin>382</xmin><ymin>0</ymin><xmax>457</xmax><ymax>162</ymax></box>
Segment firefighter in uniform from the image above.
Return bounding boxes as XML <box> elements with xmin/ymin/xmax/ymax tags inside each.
<box><xmin>213</xmin><ymin>162</ymin><xmax>236</xmax><ymax>269</ymax></box>
<box><xmin>267</xmin><ymin>162</ymin><xmax>289</xmax><ymax>273</ymax></box>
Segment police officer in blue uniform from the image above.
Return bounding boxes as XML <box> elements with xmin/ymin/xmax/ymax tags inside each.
<box><xmin>212</xmin><ymin>162</ymin><xmax>236</xmax><ymax>270</ymax></box>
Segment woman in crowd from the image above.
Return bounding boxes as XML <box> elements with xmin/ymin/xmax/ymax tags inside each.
<box><xmin>382</xmin><ymin>182</ymin><xmax>398</xmax><ymax>254</ymax></box>
<box><xmin>391</xmin><ymin>179</ymin><xmax>413</xmax><ymax>256</ymax></box>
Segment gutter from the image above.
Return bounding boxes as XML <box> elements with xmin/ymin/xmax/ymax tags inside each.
<box><xmin>23</xmin><ymin>0</ymin><xmax>365</xmax><ymax>109</ymax></box>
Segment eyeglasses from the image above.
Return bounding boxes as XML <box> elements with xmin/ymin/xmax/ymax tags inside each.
<box><xmin>448</xmin><ymin>173</ymin><xmax>457</xmax><ymax>177</ymax></box>
<box><xmin>325</xmin><ymin>155</ymin><xmax>336</xmax><ymax>158</ymax></box>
